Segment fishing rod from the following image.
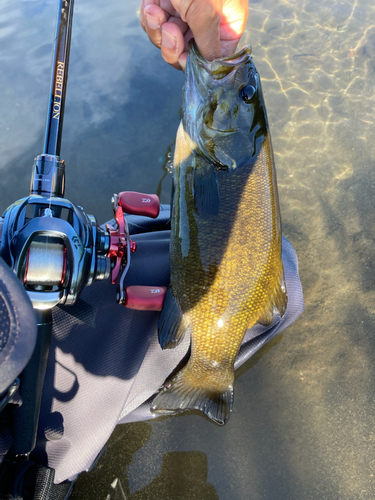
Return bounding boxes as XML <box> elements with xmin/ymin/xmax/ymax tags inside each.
<box><xmin>0</xmin><ymin>0</ymin><xmax>166</xmax><ymax>459</ymax></box>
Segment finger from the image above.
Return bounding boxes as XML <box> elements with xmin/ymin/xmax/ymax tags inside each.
<box><xmin>140</xmin><ymin>0</ymin><xmax>178</xmax><ymax>30</ymax></box>
<box><xmin>176</xmin><ymin>26</ymin><xmax>193</xmax><ymax>72</ymax></box>
<box><xmin>143</xmin><ymin>4</ymin><xmax>169</xmax><ymax>48</ymax></box>
<box><xmin>159</xmin><ymin>0</ymin><xmax>179</xmax><ymax>16</ymax></box>
<box><xmin>160</xmin><ymin>22</ymin><xmax>186</xmax><ymax>68</ymax></box>
<box><xmin>221</xmin><ymin>39</ymin><xmax>240</xmax><ymax>57</ymax></box>
<box><xmin>168</xmin><ymin>15</ymin><xmax>189</xmax><ymax>35</ymax></box>
<box><xmin>140</xmin><ymin>0</ymin><xmax>146</xmax><ymax>30</ymax></box>
<box><xmin>140</xmin><ymin>0</ymin><xmax>159</xmax><ymax>31</ymax></box>
<box><xmin>219</xmin><ymin>0</ymin><xmax>248</xmax><ymax>55</ymax></box>
<box><xmin>172</xmin><ymin>0</ymin><xmax>222</xmax><ymax>61</ymax></box>
<box><xmin>177</xmin><ymin>51</ymin><xmax>188</xmax><ymax>72</ymax></box>
<box><xmin>170</xmin><ymin>60</ymin><xmax>184</xmax><ymax>71</ymax></box>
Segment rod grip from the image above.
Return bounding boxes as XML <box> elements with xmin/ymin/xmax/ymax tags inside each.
<box><xmin>9</xmin><ymin>311</ymin><xmax>52</xmax><ymax>456</ymax></box>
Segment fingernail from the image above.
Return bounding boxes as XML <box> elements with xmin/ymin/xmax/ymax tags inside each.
<box><xmin>162</xmin><ymin>30</ymin><xmax>176</xmax><ymax>50</ymax></box>
<box><xmin>146</xmin><ymin>13</ymin><xmax>160</xmax><ymax>30</ymax></box>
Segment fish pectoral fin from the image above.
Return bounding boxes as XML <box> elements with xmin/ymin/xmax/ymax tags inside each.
<box><xmin>193</xmin><ymin>158</ymin><xmax>220</xmax><ymax>218</ymax></box>
<box><xmin>158</xmin><ymin>287</ymin><xmax>188</xmax><ymax>349</ymax></box>
<box><xmin>151</xmin><ymin>372</ymin><xmax>233</xmax><ymax>426</ymax></box>
<box><xmin>257</xmin><ymin>270</ymin><xmax>288</xmax><ymax>327</ymax></box>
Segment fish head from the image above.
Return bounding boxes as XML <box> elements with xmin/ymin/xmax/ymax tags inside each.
<box><xmin>183</xmin><ymin>41</ymin><xmax>268</xmax><ymax>170</ymax></box>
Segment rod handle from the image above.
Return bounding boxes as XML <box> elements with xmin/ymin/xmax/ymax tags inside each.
<box><xmin>10</xmin><ymin>312</ymin><xmax>52</xmax><ymax>456</ymax></box>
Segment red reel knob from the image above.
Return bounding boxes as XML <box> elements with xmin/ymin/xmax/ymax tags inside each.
<box><xmin>118</xmin><ymin>191</ymin><xmax>160</xmax><ymax>219</ymax></box>
<box><xmin>124</xmin><ymin>286</ymin><xmax>167</xmax><ymax>311</ymax></box>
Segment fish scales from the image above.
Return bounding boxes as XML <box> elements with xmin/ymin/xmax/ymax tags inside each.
<box><xmin>173</xmin><ymin>134</ymin><xmax>281</xmax><ymax>361</ymax></box>
<box><xmin>152</xmin><ymin>42</ymin><xmax>287</xmax><ymax>425</ymax></box>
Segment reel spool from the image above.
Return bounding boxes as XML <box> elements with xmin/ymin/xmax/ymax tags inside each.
<box><xmin>24</xmin><ymin>240</ymin><xmax>66</xmax><ymax>287</ymax></box>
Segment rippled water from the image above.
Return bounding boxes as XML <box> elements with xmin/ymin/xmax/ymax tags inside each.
<box><xmin>1</xmin><ymin>0</ymin><xmax>375</xmax><ymax>498</ymax></box>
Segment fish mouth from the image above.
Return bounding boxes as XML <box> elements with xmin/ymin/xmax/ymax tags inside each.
<box><xmin>188</xmin><ymin>40</ymin><xmax>253</xmax><ymax>79</ymax></box>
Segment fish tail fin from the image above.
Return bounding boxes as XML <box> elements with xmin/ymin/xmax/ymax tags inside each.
<box><xmin>151</xmin><ymin>371</ymin><xmax>234</xmax><ymax>425</ymax></box>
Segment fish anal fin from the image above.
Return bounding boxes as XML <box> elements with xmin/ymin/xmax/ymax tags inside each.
<box><xmin>151</xmin><ymin>371</ymin><xmax>233</xmax><ymax>425</ymax></box>
<box><xmin>256</xmin><ymin>270</ymin><xmax>288</xmax><ymax>327</ymax></box>
<box><xmin>158</xmin><ymin>287</ymin><xmax>187</xmax><ymax>349</ymax></box>
<box><xmin>193</xmin><ymin>158</ymin><xmax>220</xmax><ymax>218</ymax></box>
<box><xmin>257</xmin><ymin>307</ymin><xmax>274</xmax><ymax>327</ymax></box>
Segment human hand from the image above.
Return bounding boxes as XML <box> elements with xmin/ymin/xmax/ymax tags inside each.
<box><xmin>139</xmin><ymin>0</ymin><xmax>248</xmax><ymax>71</ymax></box>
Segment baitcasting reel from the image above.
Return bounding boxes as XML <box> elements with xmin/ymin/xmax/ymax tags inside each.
<box><xmin>0</xmin><ymin>154</ymin><xmax>166</xmax><ymax>312</ymax></box>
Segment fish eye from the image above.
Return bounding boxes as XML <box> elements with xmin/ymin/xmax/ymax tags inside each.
<box><xmin>240</xmin><ymin>70</ymin><xmax>257</xmax><ymax>103</ymax></box>
<box><xmin>240</xmin><ymin>84</ymin><xmax>256</xmax><ymax>103</ymax></box>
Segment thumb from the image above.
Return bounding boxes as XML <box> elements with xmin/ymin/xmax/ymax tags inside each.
<box><xmin>173</xmin><ymin>0</ymin><xmax>222</xmax><ymax>61</ymax></box>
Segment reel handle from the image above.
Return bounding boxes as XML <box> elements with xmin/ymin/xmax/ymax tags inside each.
<box><xmin>109</xmin><ymin>191</ymin><xmax>166</xmax><ymax>312</ymax></box>
<box><xmin>123</xmin><ymin>286</ymin><xmax>167</xmax><ymax>311</ymax></box>
<box><xmin>118</xmin><ymin>191</ymin><xmax>160</xmax><ymax>219</ymax></box>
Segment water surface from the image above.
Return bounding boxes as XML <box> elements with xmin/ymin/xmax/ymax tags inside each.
<box><xmin>1</xmin><ymin>0</ymin><xmax>374</xmax><ymax>498</ymax></box>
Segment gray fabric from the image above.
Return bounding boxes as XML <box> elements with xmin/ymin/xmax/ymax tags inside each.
<box><xmin>29</xmin><ymin>206</ymin><xmax>304</xmax><ymax>483</ymax></box>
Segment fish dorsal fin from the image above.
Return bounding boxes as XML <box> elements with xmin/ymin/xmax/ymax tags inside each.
<box><xmin>193</xmin><ymin>158</ymin><xmax>220</xmax><ymax>218</ymax></box>
<box><xmin>158</xmin><ymin>287</ymin><xmax>188</xmax><ymax>349</ymax></box>
<box><xmin>151</xmin><ymin>369</ymin><xmax>234</xmax><ymax>425</ymax></box>
<box><xmin>257</xmin><ymin>270</ymin><xmax>288</xmax><ymax>327</ymax></box>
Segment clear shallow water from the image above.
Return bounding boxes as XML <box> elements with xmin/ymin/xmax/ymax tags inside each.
<box><xmin>1</xmin><ymin>0</ymin><xmax>375</xmax><ymax>499</ymax></box>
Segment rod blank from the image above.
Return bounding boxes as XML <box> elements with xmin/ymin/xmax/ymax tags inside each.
<box><xmin>43</xmin><ymin>0</ymin><xmax>74</xmax><ymax>157</ymax></box>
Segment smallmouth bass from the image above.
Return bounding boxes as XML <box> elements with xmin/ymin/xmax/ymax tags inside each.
<box><xmin>152</xmin><ymin>42</ymin><xmax>287</xmax><ymax>425</ymax></box>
